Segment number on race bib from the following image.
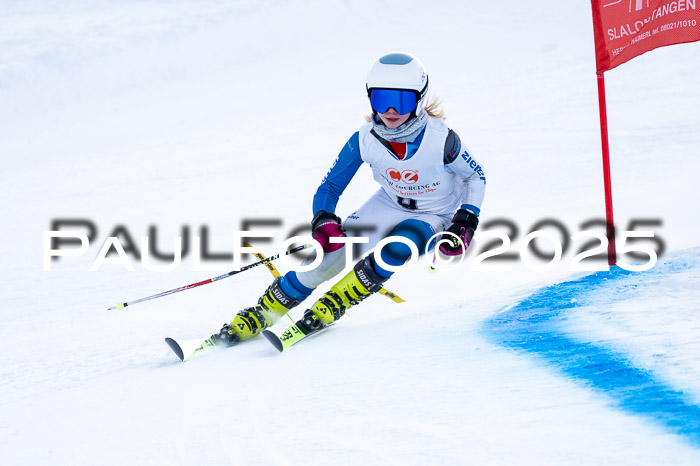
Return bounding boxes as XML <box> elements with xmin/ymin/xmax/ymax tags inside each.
<box><xmin>396</xmin><ymin>196</ymin><xmax>417</xmax><ymax>210</ymax></box>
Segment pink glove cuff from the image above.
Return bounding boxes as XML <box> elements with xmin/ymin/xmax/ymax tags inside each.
<box><xmin>438</xmin><ymin>228</ymin><xmax>473</xmax><ymax>257</ymax></box>
<box><xmin>312</xmin><ymin>222</ymin><xmax>345</xmax><ymax>253</ymax></box>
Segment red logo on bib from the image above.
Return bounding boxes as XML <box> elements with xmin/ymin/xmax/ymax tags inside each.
<box><xmin>402</xmin><ymin>170</ymin><xmax>418</xmax><ymax>184</ymax></box>
<box><xmin>386</xmin><ymin>168</ymin><xmax>418</xmax><ymax>184</ymax></box>
<box><xmin>386</xmin><ymin>168</ymin><xmax>401</xmax><ymax>182</ymax></box>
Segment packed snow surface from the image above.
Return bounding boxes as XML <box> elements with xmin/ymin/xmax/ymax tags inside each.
<box><xmin>1</xmin><ymin>1</ymin><xmax>699</xmax><ymax>464</ymax></box>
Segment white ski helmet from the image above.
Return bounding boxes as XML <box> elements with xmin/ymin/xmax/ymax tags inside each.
<box><xmin>366</xmin><ymin>52</ymin><xmax>429</xmax><ymax>115</ymax></box>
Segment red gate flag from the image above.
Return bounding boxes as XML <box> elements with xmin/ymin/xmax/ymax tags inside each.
<box><xmin>591</xmin><ymin>0</ymin><xmax>700</xmax><ymax>72</ymax></box>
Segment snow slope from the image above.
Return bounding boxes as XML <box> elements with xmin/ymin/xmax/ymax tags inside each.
<box><xmin>1</xmin><ymin>1</ymin><xmax>699</xmax><ymax>464</ymax></box>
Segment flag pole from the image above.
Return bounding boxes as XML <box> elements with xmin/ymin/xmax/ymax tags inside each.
<box><xmin>595</xmin><ymin>71</ymin><xmax>617</xmax><ymax>266</ymax></box>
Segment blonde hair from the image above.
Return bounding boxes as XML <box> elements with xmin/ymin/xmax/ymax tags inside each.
<box><xmin>424</xmin><ymin>95</ymin><xmax>446</xmax><ymax>119</ymax></box>
<box><xmin>364</xmin><ymin>95</ymin><xmax>445</xmax><ymax>122</ymax></box>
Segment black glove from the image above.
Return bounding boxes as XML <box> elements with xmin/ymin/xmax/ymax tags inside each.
<box><xmin>438</xmin><ymin>209</ymin><xmax>479</xmax><ymax>256</ymax></box>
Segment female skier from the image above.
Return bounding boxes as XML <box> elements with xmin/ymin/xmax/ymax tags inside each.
<box><xmin>213</xmin><ymin>52</ymin><xmax>486</xmax><ymax>346</ymax></box>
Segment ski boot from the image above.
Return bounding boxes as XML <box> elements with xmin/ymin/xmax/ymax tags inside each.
<box><xmin>211</xmin><ymin>322</ymin><xmax>241</xmax><ymax>347</ymax></box>
<box><xmin>211</xmin><ymin>278</ymin><xmax>300</xmax><ymax>346</ymax></box>
<box><xmin>300</xmin><ymin>254</ymin><xmax>387</xmax><ymax>333</ymax></box>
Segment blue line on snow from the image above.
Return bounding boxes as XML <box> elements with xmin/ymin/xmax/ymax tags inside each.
<box><xmin>483</xmin><ymin>260</ymin><xmax>700</xmax><ymax>446</ymax></box>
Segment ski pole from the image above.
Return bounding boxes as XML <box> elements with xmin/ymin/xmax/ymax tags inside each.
<box><xmin>244</xmin><ymin>241</ymin><xmax>281</xmax><ymax>279</ymax></box>
<box><xmin>107</xmin><ymin>243</ymin><xmax>313</xmax><ymax>310</ymax></box>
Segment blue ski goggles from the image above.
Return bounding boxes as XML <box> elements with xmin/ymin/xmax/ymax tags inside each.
<box><xmin>369</xmin><ymin>88</ymin><xmax>418</xmax><ymax>115</ymax></box>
